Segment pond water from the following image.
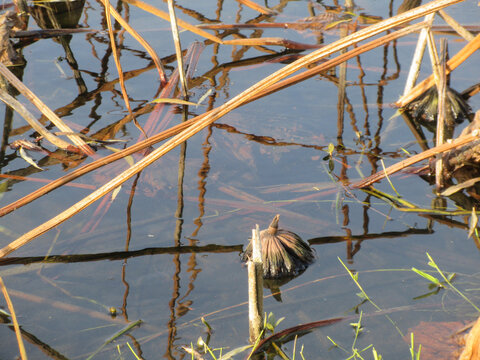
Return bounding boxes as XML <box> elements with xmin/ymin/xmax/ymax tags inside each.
<box><xmin>1</xmin><ymin>0</ymin><xmax>480</xmax><ymax>359</ymax></box>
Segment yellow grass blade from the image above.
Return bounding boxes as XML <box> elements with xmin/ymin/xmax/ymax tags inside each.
<box><xmin>0</xmin><ymin>63</ymin><xmax>94</xmax><ymax>156</ymax></box>
<box><xmin>102</xmin><ymin>0</ymin><xmax>147</xmax><ymax>138</ymax></box>
<box><xmin>0</xmin><ymin>276</ymin><xmax>28</xmax><ymax>360</ymax></box>
<box><xmin>106</xmin><ymin>3</ymin><xmax>167</xmax><ymax>85</ymax></box>
<box><xmin>123</xmin><ymin>0</ymin><xmax>223</xmax><ymax>44</ymax></box>
<box><xmin>237</xmin><ymin>0</ymin><xmax>275</xmax><ymax>15</ymax></box>
<box><xmin>0</xmin><ymin>89</ymin><xmax>73</xmax><ymax>150</ymax></box>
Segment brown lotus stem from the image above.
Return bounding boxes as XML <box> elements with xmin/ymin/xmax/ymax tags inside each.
<box><xmin>248</xmin><ymin>224</ymin><xmax>263</xmax><ymax>343</ymax></box>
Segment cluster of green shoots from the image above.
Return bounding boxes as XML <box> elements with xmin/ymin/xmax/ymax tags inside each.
<box><xmin>127</xmin><ymin>252</ymin><xmax>476</xmax><ymax>360</ymax></box>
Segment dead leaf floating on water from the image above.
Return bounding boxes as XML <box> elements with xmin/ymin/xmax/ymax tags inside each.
<box><xmin>10</xmin><ymin>140</ymin><xmax>44</xmax><ymax>170</ymax></box>
<box><xmin>406</xmin><ymin>321</ymin><xmax>466</xmax><ymax>360</ymax></box>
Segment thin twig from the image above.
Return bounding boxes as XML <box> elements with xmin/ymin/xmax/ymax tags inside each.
<box><xmin>426</xmin><ymin>29</ymin><xmax>441</xmax><ymax>85</ymax></box>
<box><xmin>248</xmin><ymin>225</ymin><xmax>263</xmax><ymax>343</ymax></box>
<box><xmin>222</xmin><ymin>37</ymin><xmax>320</xmax><ymax>49</ymax></box>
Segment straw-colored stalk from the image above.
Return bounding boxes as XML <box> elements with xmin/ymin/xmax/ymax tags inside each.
<box><xmin>0</xmin><ymin>23</ymin><xmax>422</xmax><ymax>218</ymax></box>
<box><xmin>0</xmin><ymin>89</ymin><xmax>72</xmax><ymax>150</ymax></box>
<box><xmin>167</xmin><ymin>0</ymin><xmax>187</xmax><ymax>97</ymax></box>
<box><xmin>0</xmin><ymin>63</ymin><xmax>94</xmax><ymax>156</ymax></box>
<box><xmin>424</xmin><ymin>28</ymin><xmax>446</xmax><ymax>190</ymax></box>
<box><xmin>0</xmin><ymin>0</ymin><xmax>465</xmax><ymax>257</ymax></box>
<box><xmin>402</xmin><ymin>13</ymin><xmax>434</xmax><ymax>96</ymax></box>
<box><xmin>0</xmin><ymin>43</ymin><xmax>205</xmax><ymax>217</ymax></box>
<box><xmin>106</xmin><ymin>3</ymin><xmax>167</xmax><ymax>85</ymax></box>
<box><xmin>237</xmin><ymin>0</ymin><xmax>275</xmax><ymax>15</ymax></box>
<box><xmin>0</xmin><ymin>276</ymin><xmax>28</xmax><ymax>360</ymax></box>
<box><xmin>438</xmin><ymin>9</ymin><xmax>474</xmax><ymax>41</ymax></box>
<box><xmin>459</xmin><ymin>315</ymin><xmax>480</xmax><ymax>359</ymax></box>
<box><xmin>101</xmin><ymin>0</ymin><xmax>147</xmax><ymax>138</ymax></box>
<box><xmin>123</xmin><ymin>0</ymin><xmax>223</xmax><ymax>44</ymax></box>
<box><xmin>426</xmin><ymin>30</ymin><xmax>441</xmax><ymax>85</ymax></box>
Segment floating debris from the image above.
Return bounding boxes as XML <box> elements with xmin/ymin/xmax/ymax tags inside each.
<box><xmin>242</xmin><ymin>214</ymin><xmax>315</xmax><ymax>279</ymax></box>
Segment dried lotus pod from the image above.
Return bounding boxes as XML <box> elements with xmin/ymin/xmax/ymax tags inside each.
<box><xmin>407</xmin><ymin>86</ymin><xmax>471</xmax><ymax>127</ymax></box>
<box><xmin>242</xmin><ymin>214</ymin><xmax>315</xmax><ymax>279</ymax></box>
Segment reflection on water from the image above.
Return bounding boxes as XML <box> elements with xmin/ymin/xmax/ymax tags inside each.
<box><xmin>0</xmin><ymin>0</ymin><xmax>480</xmax><ymax>358</ymax></box>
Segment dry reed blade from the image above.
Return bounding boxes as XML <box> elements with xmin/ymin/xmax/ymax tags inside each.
<box><xmin>167</xmin><ymin>0</ymin><xmax>187</xmax><ymax>96</ymax></box>
<box><xmin>396</xmin><ymin>31</ymin><xmax>480</xmax><ymax>108</ymax></box>
<box><xmin>3</xmin><ymin>12</ymin><xmax>400</xmax><ymax>214</ymax></box>
<box><xmin>0</xmin><ymin>0</ymin><xmax>465</xmax><ymax>257</ymax></box>
<box><xmin>0</xmin><ymin>63</ymin><xmax>94</xmax><ymax>156</ymax></box>
<box><xmin>106</xmin><ymin>3</ymin><xmax>167</xmax><ymax>85</ymax></box>
<box><xmin>0</xmin><ymin>276</ymin><xmax>28</xmax><ymax>360</ymax></box>
<box><xmin>122</xmin><ymin>0</ymin><xmax>223</xmax><ymax>44</ymax></box>
<box><xmin>438</xmin><ymin>9</ymin><xmax>474</xmax><ymax>41</ymax></box>
<box><xmin>426</xmin><ymin>29</ymin><xmax>441</xmax><ymax>85</ymax></box>
<box><xmin>197</xmin><ymin>22</ymin><xmax>329</xmax><ymax>30</ymax></box>
<box><xmin>237</xmin><ymin>0</ymin><xmax>275</xmax><ymax>15</ymax></box>
<box><xmin>102</xmin><ymin>0</ymin><xmax>147</xmax><ymax>139</ymax></box>
<box><xmin>0</xmin><ymin>44</ymin><xmax>204</xmax><ymax>217</ymax></box>
<box><xmin>0</xmin><ymin>89</ymin><xmax>72</xmax><ymax>150</ymax></box>
<box><xmin>351</xmin><ymin>132</ymin><xmax>480</xmax><ymax>189</ymax></box>
<box><xmin>0</xmin><ymin>118</ymin><xmax>197</xmax><ymax>217</ymax></box>
<box><xmin>249</xmin><ymin>22</ymin><xmax>427</xmax><ymax>101</ymax></box>
<box><xmin>403</xmin><ymin>13</ymin><xmax>434</xmax><ymax>96</ymax></box>
<box><xmin>222</xmin><ymin>37</ymin><xmax>320</xmax><ymax>49</ymax></box>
